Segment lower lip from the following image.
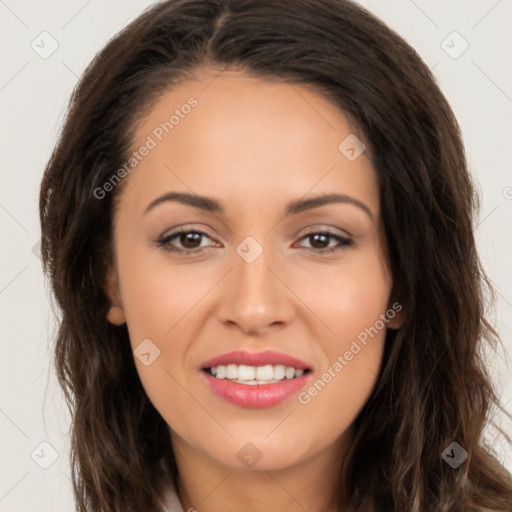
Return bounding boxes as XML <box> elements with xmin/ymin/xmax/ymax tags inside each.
<box><xmin>201</xmin><ymin>371</ymin><xmax>312</xmax><ymax>408</ymax></box>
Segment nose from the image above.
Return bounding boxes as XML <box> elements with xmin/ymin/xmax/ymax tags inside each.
<box><xmin>216</xmin><ymin>242</ymin><xmax>294</xmax><ymax>336</ymax></box>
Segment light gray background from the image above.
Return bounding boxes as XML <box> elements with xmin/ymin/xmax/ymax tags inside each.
<box><xmin>1</xmin><ymin>1</ymin><xmax>511</xmax><ymax>510</ymax></box>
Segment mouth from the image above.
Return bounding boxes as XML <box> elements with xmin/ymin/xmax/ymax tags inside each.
<box><xmin>199</xmin><ymin>350</ymin><xmax>314</xmax><ymax>408</ymax></box>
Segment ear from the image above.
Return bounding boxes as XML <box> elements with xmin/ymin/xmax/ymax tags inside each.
<box><xmin>386</xmin><ymin>301</ymin><xmax>405</xmax><ymax>330</ymax></box>
<box><xmin>386</xmin><ymin>285</ymin><xmax>406</xmax><ymax>330</ymax></box>
<box><xmin>104</xmin><ymin>267</ymin><xmax>126</xmax><ymax>325</ymax></box>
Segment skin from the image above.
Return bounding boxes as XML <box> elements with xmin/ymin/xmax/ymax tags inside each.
<box><xmin>105</xmin><ymin>68</ymin><xmax>404</xmax><ymax>512</ymax></box>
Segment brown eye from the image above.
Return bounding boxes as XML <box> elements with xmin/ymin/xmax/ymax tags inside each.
<box><xmin>308</xmin><ymin>233</ymin><xmax>330</xmax><ymax>249</ymax></box>
<box><xmin>297</xmin><ymin>231</ymin><xmax>353</xmax><ymax>254</ymax></box>
<box><xmin>178</xmin><ymin>232</ymin><xmax>203</xmax><ymax>249</ymax></box>
<box><xmin>157</xmin><ymin>230</ymin><xmax>215</xmax><ymax>253</ymax></box>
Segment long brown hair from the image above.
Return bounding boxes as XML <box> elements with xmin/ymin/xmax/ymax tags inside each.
<box><xmin>39</xmin><ymin>0</ymin><xmax>512</xmax><ymax>510</ymax></box>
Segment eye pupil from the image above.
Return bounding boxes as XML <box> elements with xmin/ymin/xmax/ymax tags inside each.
<box><xmin>310</xmin><ymin>233</ymin><xmax>329</xmax><ymax>249</ymax></box>
<box><xmin>181</xmin><ymin>232</ymin><xmax>202</xmax><ymax>249</ymax></box>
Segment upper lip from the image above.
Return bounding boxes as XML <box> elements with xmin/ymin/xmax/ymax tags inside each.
<box><xmin>200</xmin><ymin>350</ymin><xmax>312</xmax><ymax>371</ymax></box>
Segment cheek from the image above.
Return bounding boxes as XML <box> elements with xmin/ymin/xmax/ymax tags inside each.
<box><xmin>116</xmin><ymin>244</ymin><xmax>219</xmax><ymax>348</ymax></box>
<box><xmin>300</xmin><ymin>248</ymin><xmax>391</xmax><ymax>345</ymax></box>
<box><xmin>292</xmin><ymin>248</ymin><xmax>390</xmax><ymax>423</ymax></box>
<box><xmin>294</xmin><ymin>270</ymin><xmax>389</xmax><ymax>450</ymax></box>
<box><xmin>114</xmin><ymin>247</ymin><xmax>223</xmax><ymax>425</ymax></box>
<box><xmin>292</xmin><ymin>336</ymin><xmax>384</xmax><ymax>462</ymax></box>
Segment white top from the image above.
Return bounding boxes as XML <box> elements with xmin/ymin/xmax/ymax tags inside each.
<box><xmin>162</xmin><ymin>483</ymin><xmax>184</xmax><ymax>512</ymax></box>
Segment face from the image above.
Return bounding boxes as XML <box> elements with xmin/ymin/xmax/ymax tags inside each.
<box><xmin>106</xmin><ymin>69</ymin><xmax>403</xmax><ymax>472</ymax></box>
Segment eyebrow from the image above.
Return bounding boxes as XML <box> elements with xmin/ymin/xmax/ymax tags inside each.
<box><xmin>144</xmin><ymin>191</ymin><xmax>373</xmax><ymax>219</ymax></box>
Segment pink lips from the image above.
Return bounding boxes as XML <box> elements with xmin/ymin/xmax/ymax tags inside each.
<box><xmin>200</xmin><ymin>350</ymin><xmax>313</xmax><ymax>408</ymax></box>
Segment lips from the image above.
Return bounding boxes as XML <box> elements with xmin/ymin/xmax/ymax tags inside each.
<box><xmin>199</xmin><ymin>350</ymin><xmax>314</xmax><ymax>408</ymax></box>
<box><xmin>200</xmin><ymin>350</ymin><xmax>312</xmax><ymax>371</ymax></box>
<box><xmin>202</xmin><ymin>371</ymin><xmax>312</xmax><ymax>408</ymax></box>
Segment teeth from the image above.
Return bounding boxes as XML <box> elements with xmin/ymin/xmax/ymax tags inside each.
<box><xmin>226</xmin><ymin>364</ymin><xmax>237</xmax><ymax>379</ymax></box>
<box><xmin>274</xmin><ymin>365</ymin><xmax>286</xmax><ymax>379</ymax></box>
<box><xmin>238</xmin><ymin>365</ymin><xmax>256</xmax><ymax>380</ymax></box>
<box><xmin>208</xmin><ymin>364</ymin><xmax>308</xmax><ymax>383</ymax></box>
<box><xmin>256</xmin><ymin>364</ymin><xmax>274</xmax><ymax>380</ymax></box>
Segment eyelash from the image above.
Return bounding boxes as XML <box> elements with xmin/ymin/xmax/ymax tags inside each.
<box><xmin>156</xmin><ymin>229</ymin><xmax>353</xmax><ymax>255</ymax></box>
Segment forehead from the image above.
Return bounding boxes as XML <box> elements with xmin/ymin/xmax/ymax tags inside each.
<box><xmin>119</xmin><ymin>70</ymin><xmax>379</xmax><ymax>218</ymax></box>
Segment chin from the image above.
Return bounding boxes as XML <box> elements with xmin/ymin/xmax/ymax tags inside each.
<box><xmin>202</xmin><ymin>435</ymin><xmax>314</xmax><ymax>472</ymax></box>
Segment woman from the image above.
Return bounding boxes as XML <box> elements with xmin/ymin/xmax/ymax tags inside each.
<box><xmin>39</xmin><ymin>0</ymin><xmax>512</xmax><ymax>510</ymax></box>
